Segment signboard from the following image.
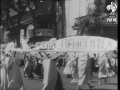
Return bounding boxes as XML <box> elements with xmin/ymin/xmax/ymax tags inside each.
<box><xmin>35</xmin><ymin>29</ymin><xmax>53</xmax><ymax>36</ymax></box>
<box><xmin>33</xmin><ymin>36</ymin><xmax>117</xmax><ymax>52</ymax></box>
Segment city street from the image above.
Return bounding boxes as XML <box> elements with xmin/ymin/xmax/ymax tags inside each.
<box><xmin>20</xmin><ymin>67</ymin><xmax>118</xmax><ymax>90</ymax></box>
<box><xmin>1</xmin><ymin>0</ymin><xmax>118</xmax><ymax>90</ymax></box>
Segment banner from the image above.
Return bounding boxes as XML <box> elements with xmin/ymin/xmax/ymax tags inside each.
<box><xmin>33</xmin><ymin>36</ymin><xmax>117</xmax><ymax>52</ymax></box>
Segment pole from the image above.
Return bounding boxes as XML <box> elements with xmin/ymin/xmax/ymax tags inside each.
<box><xmin>17</xmin><ymin>0</ymin><xmax>22</xmax><ymax>47</ymax></box>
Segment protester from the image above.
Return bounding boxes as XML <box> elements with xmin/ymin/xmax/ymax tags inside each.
<box><xmin>96</xmin><ymin>52</ymin><xmax>110</xmax><ymax>84</ymax></box>
<box><xmin>107</xmin><ymin>50</ymin><xmax>118</xmax><ymax>76</ymax></box>
<box><xmin>0</xmin><ymin>31</ymin><xmax>25</xmax><ymax>90</ymax></box>
<box><xmin>70</xmin><ymin>56</ymin><xmax>79</xmax><ymax>83</ymax></box>
<box><xmin>23</xmin><ymin>52</ymin><xmax>30</xmax><ymax>78</ymax></box>
<box><xmin>63</xmin><ymin>52</ymin><xmax>79</xmax><ymax>83</ymax></box>
<box><xmin>24</xmin><ymin>51</ymin><xmax>43</xmax><ymax>79</ymax></box>
<box><xmin>0</xmin><ymin>49</ymin><xmax>8</xmax><ymax>90</ymax></box>
<box><xmin>24</xmin><ymin>55</ymin><xmax>34</xmax><ymax>79</ymax></box>
<box><xmin>56</xmin><ymin>55</ymin><xmax>65</xmax><ymax>70</ymax></box>
<box><xmin>41</xmin><ymin>51</ymin><xmax>65</xmax><ymax>90</ymax></box>
<box><xmin>76</xmin><ymin>52</ymin><xmax>94</xmax><ymax>90</ymax></box>
<box><xmin>90</xmin><ymin>53</ymin><xmax>99</xmax><ymax>77</ymax></box>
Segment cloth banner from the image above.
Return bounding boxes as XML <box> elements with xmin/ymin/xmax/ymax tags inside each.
<box><xmin>33</xmin><ymin>36</ymin><xmax>117</xmax><ymax>52</ymax></box>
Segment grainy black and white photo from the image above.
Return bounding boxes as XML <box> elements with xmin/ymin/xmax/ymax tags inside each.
<box><xmin>0</xmin><ymin>0</ymin><xmax>118</xmax><ymax>90</ymax></box>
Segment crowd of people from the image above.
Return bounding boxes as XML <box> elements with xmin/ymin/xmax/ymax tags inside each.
<box><xmin>0</xmin><ymin>31</ymin><xmax>118</xmax><ymax>90</ymax></box>
<box><xmin>62</xmin><ymin>51</ymin><xmax>117</xmax><ymax>90</ymax></box>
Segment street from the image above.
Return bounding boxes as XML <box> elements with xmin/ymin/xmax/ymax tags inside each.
<box><xmin>20</xmin><ymin>67</ymin><xmax>118</xmax><ymax>90</ymax></box>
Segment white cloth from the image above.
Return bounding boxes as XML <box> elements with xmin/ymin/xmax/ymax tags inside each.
<box><xmin>20</xmin><ymin>37</ymin><xmax>30</xmax><ymax>50</ymax></box>
<box><xmin>4</xmin><ymin>42</ymin><xmax>15</xmax><ymax>56</ymax></box>
<box><xmin>63</xmin><ymin>52</ymin><xmax>77</xmax><ymax>75</ymax></box>
<box><xmin>0</xmin><ymin>42</ymin><xmax>25</xmax><ymax>90</ymax></box>
<box><xmin>77</xmin><ymin>52</ymin><xmax>91</xmax><ymax>85</ymax></box>
<box><xmin>42</xmin><ymin>52</ymin><xmax>63</xmax><ymax>90</ymax></box>
<box><xmin>97</xmin><ymin>52</ymin><xmax>109</xmax><ymax>78</ymax></box>
<box><xmin>42</xmin><ymin>59</ymin><xmax>57</xmax><ymax>90</ymax></box>
<box><xmin>0</xmin><ymin>52</ymin><xmax>9</xmax><ymax>90</ymax></box>
<box><xmin>0</xmin><ymin>53</ymin><xmax>25</xmax><ymax>90</ymax></box>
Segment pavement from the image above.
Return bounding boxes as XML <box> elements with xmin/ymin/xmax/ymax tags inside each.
<box><xmin>20</xmin><ymin>67</ymin><xmax>118</xmax><ymax>90</ymax></box>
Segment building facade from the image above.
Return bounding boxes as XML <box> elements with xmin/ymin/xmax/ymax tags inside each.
<box><xmin>65</xmin><ymin>0</ymin><xmax>95</xmax><ymax>36</ymax></box>
<box><xmin>65</xmin><ymin>0</ymin><xmax>118</xmax><ymax>40</ymax></box>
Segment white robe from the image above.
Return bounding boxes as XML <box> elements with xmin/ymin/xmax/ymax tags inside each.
<box><xmin>42</xmin><ymin>59</ymin><xmax>57</xmax><ymax>90</ymax></box>
<box><xmin>41</xmin><ymin>52</ymin><xmax>63</xmax><ymax>90</ymax></box>
<box><xmin>63</xmin><ymin>52</ymin><xmax>78</xmax><ymax>82</ymax></box>
<box><xmin>77</xmin><ymin>52</ymin><xmax>91</xmax><ymax>85</ymax></box>
<box><xmin>0</xmin><ymin>51</ymin><xmax>9</xmax><ymax>90</ymax></box>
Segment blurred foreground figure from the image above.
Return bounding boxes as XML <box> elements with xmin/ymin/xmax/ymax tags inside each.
<box><xmin>41</xmin><ymin>52</ymin><xmax>65</xmax><ymax>90</ymax></box>
<box><xmin>77</xmin><ymin>52</ymin><xmax>94</xmax><ymax>90</ymax></box>
<box><xmin>0</xmin><ymin>31</ymin><xmax>25</xmax><ymax>90</ymax></box>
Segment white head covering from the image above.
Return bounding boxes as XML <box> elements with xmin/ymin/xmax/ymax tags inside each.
<box><xmin>49</xmin><ymin>38</ymin><xmax>57</xmax><ymax>42</ymax></box>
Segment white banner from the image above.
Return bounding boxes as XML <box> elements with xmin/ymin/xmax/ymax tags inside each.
<box><xmin>33</xmin><ymin>36</ymin><xmax>117</xmax><ymax>52</ymax></box>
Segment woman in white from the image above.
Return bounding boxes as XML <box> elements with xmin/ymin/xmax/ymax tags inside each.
<box><xmin>63</xmin><ymin>52</ymin><xmax>79</xmax><ymax>83</ymax></box>
<box><xmin>42</xmin><ymin>51</ymin><xmax>64</xmax><ymax>90</ymax></box>
<box><xmin>77</xmin><ymin>52</ymin><xmax>94</xmax><ymax>90</ymax></box>
<box><xmin>96</xmin><ymin>52</ymin><xmax>110</xmax><ymax>84</ymax></box>
<box><xmin>0</xmin><ymin>31</ymin><xmax>25</xmax><ymax>90</ymax></box>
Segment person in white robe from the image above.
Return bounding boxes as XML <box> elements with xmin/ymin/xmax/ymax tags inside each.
<box><xmin>20</xmin><ymin>36</ymin><xmax>30</xmax><ymax>51</ymax></box>
<box><xmin>77</xmin><ymin>52</ymin><xmax>94</xmax><ymax>90</ymax></box>
<box><xmin>63</xmin><ymin>52</ymin><xmax>79</xmax><ymax>83</ymax></box>
<box><xmin>96</xmin><ymin>52</ymin><xmax>110</xmax><ymax>84</ymax></box>
<box><xmin>41</xmin><ymin>51</ymin><xmax>64</xmax><ymax>90</ymax></box>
